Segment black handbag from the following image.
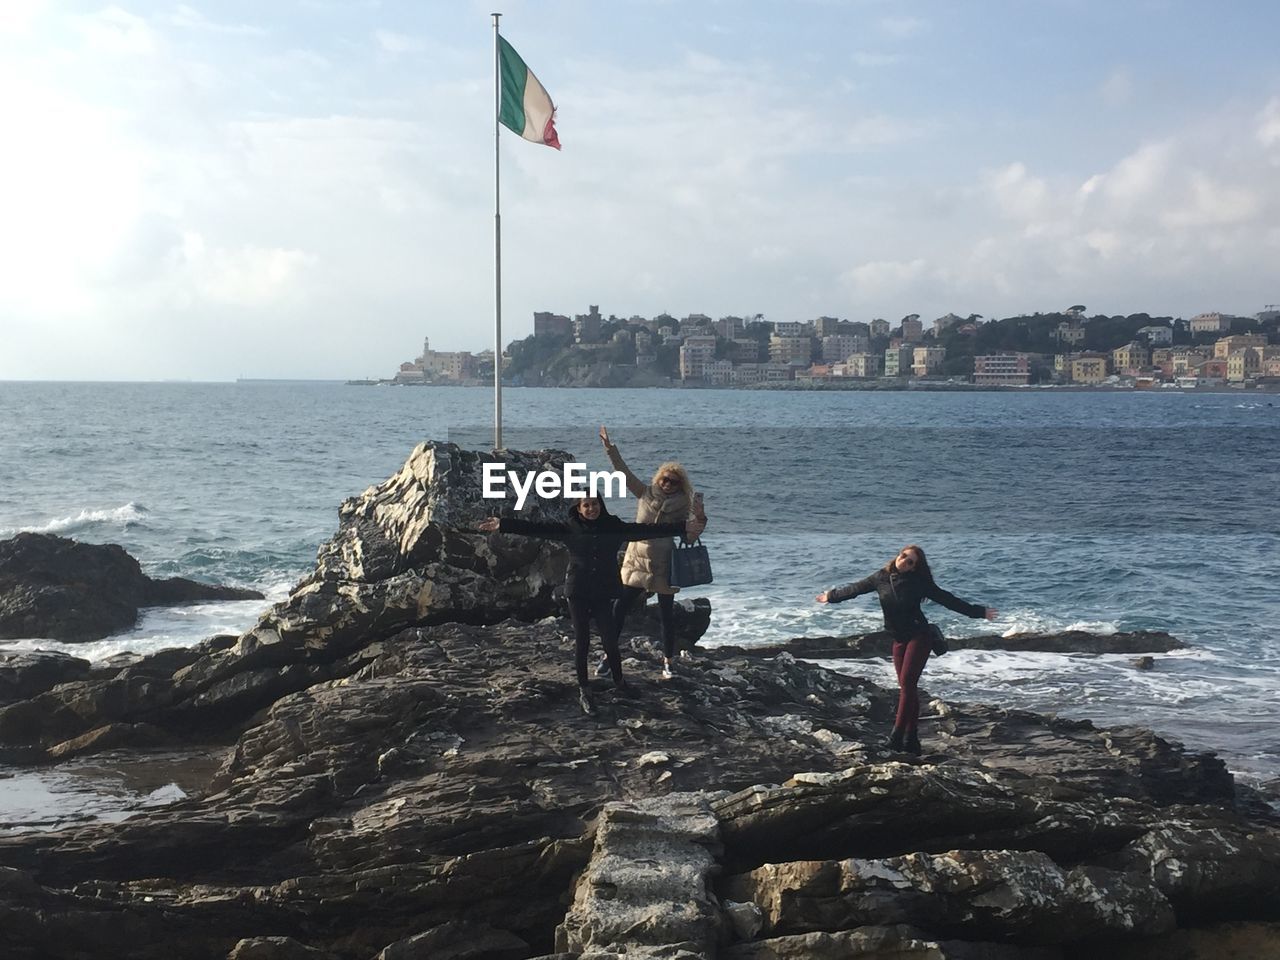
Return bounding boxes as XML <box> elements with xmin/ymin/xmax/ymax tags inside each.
<box><xmin>669</xmin><ymin>539</ymin><xmax>713</xmax><ymax>587</ymax></box>
<box><xmin>927</xmin><ymin>623</ymin><xmax>948</xmax><ymax>656</ymax></box>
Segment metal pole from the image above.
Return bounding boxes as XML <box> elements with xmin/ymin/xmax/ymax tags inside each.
<box><xmin>492</xmin><ymin>12</ymin><xmax>503</xmax><ymax>450</ymax></box>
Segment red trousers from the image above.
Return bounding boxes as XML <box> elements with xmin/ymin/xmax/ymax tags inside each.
<box><xmin>891</xmin><ymin>635</ymin><xmax>931</xmax><ymax>731</ymax></box>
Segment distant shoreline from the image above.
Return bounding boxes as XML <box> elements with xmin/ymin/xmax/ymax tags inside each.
<box><xmin>344</xmin><ymin>379</ymin><xmax>1280</xmax><ymax>395</ymax></box>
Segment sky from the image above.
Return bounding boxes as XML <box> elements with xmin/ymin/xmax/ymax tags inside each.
<box><xmin>2</xmin><ymin>1</ymin><xmax>1279</xmax><ymax>381</ymax></box>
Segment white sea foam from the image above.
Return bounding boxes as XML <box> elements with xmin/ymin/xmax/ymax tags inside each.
<box><xmin>997</xmin><ymin>610</ymin><xmax>1120</xmax><ymax>637</ymax></box>
<box><xmin>5</xmin><ymin>502</ymin><xmax>150</xmax><ymax>537</ymax></box>
<box><xmin>0</xmin><ymin>596</ymin><xmax>272</xmax><ymax>662</ymax></box>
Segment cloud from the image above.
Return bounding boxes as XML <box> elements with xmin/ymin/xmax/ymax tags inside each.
<box><xmin>842</xmin><ymin>258</ymin><xmax>928</xmax><ymax>297</ymax></box>
<box><xmin>374</xmin><ymin>29</ymin><xmax>426</xmax><ymax>55</ymax></box>
<box><xmin>987</xmin><ymin>162</ymin><xmax>1050</xmax><ymax>221</ymax></box>
<box><xmin>1099</xmin><ymin>66</ymin><xmax>1134</xmax><ymax>108</ymax></box>
<box><xmin>1078</xmin><ymin>141</ymin><xmax>1172</xmax><ymax>214</ymax></box>
<box><xmin>72</xmin><ymin>6</ymin><xmax>160</xmax><ymax>55</ymax></box>
<box><xmin>0</xmin><ymin>0</ymin><xmax>45</xmax><ymax>34</ymax></box>
<box><xmin>4</xmin><ymin>4</ymin><xmax>1279</xmax><ymax>379</ymax></box>
<box><xmin>1161</xmin><ymin>174</ymin><xmax>1260</xmax><ymax>228</ymax></box>
<box><xmin>166</xmin><ymin>6</ymin><xmax>265</xmax><ymax>37</ymax></box>
<box><xmin>174</xmin><ymin>233</ymin><xmax>315</xmax><ymax>306</ymax></box>
<box><xmin>879</xmin><ymin>16</ymin><xmax>929</xmax><ymax>38</ymax></box>
<box><xmin>0</xmin><ymin>67</ymin><xmax>143</xmax><ymax>313</ymax></box>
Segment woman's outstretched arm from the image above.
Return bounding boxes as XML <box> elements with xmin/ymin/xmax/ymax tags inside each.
<box><xmin>599</xmin><ymin>425</ymin><xmax>648</xmax><ymax>498</ymax></box>
<box><xmin>617</xmin><ymin>520</ymin><xmax>689</xmax><ymax>542</ymax></box>
<box><xmin>816</xmin><ymin>574</ymin><xmax>878</xmax><ymax>604</ymax></box>
<box><xmin>477</xmin><ymin>516</ymin><xmax>569</xmax><ymax>541</ymax></box>
<box><xmin>925</xmin><ymin>582</ymin><xmax>998</xmax><ymax>620</ymax></box>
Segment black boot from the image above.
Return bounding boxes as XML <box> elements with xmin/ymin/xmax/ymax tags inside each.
<box><xmin>888</xmin><ymin>726</ymin><xmax>906</xmax><ymax>752</ymax></box>
<box><xmin>578</xmin><ymin>687</ymin><xmax>597</xmax><ymax>716</ymax></box>
<box><xmin>905</xmin><ymin>729</ymin><xmax>922</xmax><ymax>756</ymax></box>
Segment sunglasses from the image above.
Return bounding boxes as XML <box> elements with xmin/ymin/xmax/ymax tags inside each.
<box><xmin>658</xmin><ymin>476</ymin><xmax>680</xmax><ymax>486</ymax></box>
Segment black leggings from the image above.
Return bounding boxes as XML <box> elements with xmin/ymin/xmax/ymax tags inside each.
<box><xmin>567</xmin><ymin>595</ymin><xmax>623</xmax><ymax>686</ymax></box>
<box><xmin>613</xmin><ymin>586</ymin><xmax>676</xmax><ymax>659</ymax></box>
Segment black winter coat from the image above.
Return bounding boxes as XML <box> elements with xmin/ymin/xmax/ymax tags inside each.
<box><xmin>498</xmin><ymin>511</ymin><xmax>684</xmax><ymax>599</ymax></box>
<box><xmin>826</xmin><ymin>567</ymin><xmax>985</xmax><ymax>642</ymax></box>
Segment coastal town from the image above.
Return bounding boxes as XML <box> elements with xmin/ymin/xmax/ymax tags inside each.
<box><xmin>372</xmin><ymin>304</ymin><xmax>1280</xmax><ymax>390</ymax></box>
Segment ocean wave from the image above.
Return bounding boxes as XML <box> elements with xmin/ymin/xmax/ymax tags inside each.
<box><xmin>999</xmin><ymin>612</ymin><xmax>1120</xmax><ymax>638</ymax></box>
<box><xmin>8</xmin><ymin>502</ymin><xmax>150</xmax><ymax>537</ymax></box>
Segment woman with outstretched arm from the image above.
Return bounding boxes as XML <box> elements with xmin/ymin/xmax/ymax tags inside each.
<box><xmin>478</xmin><ymin>496</ymin><xmax>693</xmax><ymax>716</ymax></box>
<box><xmin>816</xmin><ymin>544</ymin><xmax>997</xmax><ymax>755</ymax></box>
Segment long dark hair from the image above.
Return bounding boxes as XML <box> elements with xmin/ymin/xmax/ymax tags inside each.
<box><xmin>569</xmin><ymin>496</ymin><xmax>613</xmax><ymax>521</ymax></box>
<box><xmin>884</xmin><ymin>543</ymin><xmax>936</xmax><ymax>586</ymax></box>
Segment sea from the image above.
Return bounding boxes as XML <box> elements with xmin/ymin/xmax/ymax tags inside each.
<box><xmin>1</xmin><ymin>381</ymin><xmax>1278</xmax><ymax>829</ymax></box>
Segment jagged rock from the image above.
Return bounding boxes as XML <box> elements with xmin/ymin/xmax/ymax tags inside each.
<box><xmin>1</xmin><ymin>619</ymin><xmax>1275</xmax><ymax>959</ymax></box>
<box><xmin>723</xmin><ymin>849</ymin><xmax>1174</xmax><ymax>944</ymax></box>
<box><xmin>47</xmin><ymin>721</ymin><xmax>170</xmax><ymax>758</ymax></box>
<box><xmin>0</xmin><ymin>443</ymin><xmax>711</xmax><ymax>758</ymax></box>
<box><xmin>0</xmin><ymin>650</ymin><xmax>91</xmax><ymax>705</ymax></box>
<box><xmin>1112</xmin><ymin>819</ymin><xmax>1280</xmax><ymax>919</ymax></box>
<box><xmin>1096</xmin><ymin>921</ymin><xmax>1280</xmax><ymax>959</ymax></box>
<box><xmin>712</xmin><ymin>752</ymin><xmax>1233</xmax><ymax>877</ymax></box>
<box><xmin>374</xmin><ymin>920</ymin><xmax>529</xmax><ymax>960</ymax></box>
<box><xmin>922</xmin><ymin>708</ymin><xmax>1235</xmax><ymax>809</ymax></box>
<box><xmin>227</xmin><ymin>938</ymin><xmax>334</xmax><ymax>960</ymax></box>
<box><xmin>0</xmin><ymin>532</ymin><xmax>264</xmax><ymax>642</ymax></box>
<box><xmin>626</xmin><ymin>595</ymin><xmax>712</xmax><ymax>650</ymax></box>
<box><xmin>725</xmin><ymin>630</ymin><xmax>1186</xmax><ymax>660</ymax></box>
<box><xmin>723</xmin><ymin>900</ymin><xmax>764</xmax><ymax>941</ymax></box>
<box><xmin>723</xmin><ymin>924</ymin><xmax>1063</xmax><ymax>959</ymax></box>
<box><xmin>555</xmin><ymin>794</ymin><xmax>724</xmax><ymax>957</ymax></box>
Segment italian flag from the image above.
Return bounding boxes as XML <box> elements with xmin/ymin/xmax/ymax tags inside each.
<box><xmin>498</xmin><ymin>36</ymin><xmax>561</xmax><ymax>150</ymax></box>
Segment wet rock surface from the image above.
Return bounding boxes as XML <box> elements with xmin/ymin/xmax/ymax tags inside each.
<box><xmin>0</xmin><ymin>442</ymin><xmax>1276</xmax><ymax>959</ymax></box>
<box><xmin>0</xmin><ymin>532</ymin><xmax>264</xmax><ymax>642</ymax></box>
<box><xmin>0</xmin><ymin>650</ymin><xmax>92</xmax><ymax>706</ymax></box>
<box><xmin>1</xmin><ymin>621</ymin><xmax>1275</xmax><ymax>959</ymax></box>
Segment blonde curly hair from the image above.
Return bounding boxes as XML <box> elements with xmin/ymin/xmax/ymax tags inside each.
<box><xmin>651</xmin><ymin>461</ymin><xmax>693</xmax><ymax>499</ymax></box>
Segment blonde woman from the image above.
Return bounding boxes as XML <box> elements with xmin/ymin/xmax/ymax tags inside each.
<box><xmin>599</xmin><ymin>425</ymin><xmax>707</xmax><ymax>679</ymax></box>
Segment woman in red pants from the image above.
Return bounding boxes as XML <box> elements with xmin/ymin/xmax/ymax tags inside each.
<box><xmin>816</xmin><ymin>545</ymin><xmax>997</xmax><ymax>755</ymax></box>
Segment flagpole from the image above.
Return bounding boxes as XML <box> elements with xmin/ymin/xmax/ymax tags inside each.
<box><xmin>492</xmin><ymin>12</ymin><xmax>503</xmax><ymax>450</ymax></box>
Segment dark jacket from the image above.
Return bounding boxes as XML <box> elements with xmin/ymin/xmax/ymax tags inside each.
<box><xmin>826</xmin><ymin>567</ymin><xmax>985</xmax><ymax>642</ymax></box>
<box><xmin>499</xmin><ymin>507</ymin><xmax>684</xmax><ymax>599</ymax></box>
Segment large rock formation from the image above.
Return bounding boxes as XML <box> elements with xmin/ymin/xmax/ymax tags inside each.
<box><xmin>0</xmin><ymin>532</ymin><xmax>264</xmax><ymax>642</ymax></box>
<box><xmin>0</xmin><ymin>443</ymin><xmax>710</xmax><ymax>761</ymax></box>
<box><xmin>0</xmin><ymin>442</ymin><xmax>1276</xmax><ymax>960</ymax></box>
<box><xmin>0</xmin><ymin>614</ymin><xmax>1275</xmax><ymax>959</ymax></box>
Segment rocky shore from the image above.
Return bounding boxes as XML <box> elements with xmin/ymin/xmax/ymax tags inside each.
<box><xmin>1</xmin><ymin>441</ymin><xmax>1277</xmax><ymax>959</ymax></box>
<box><xmin>0</xmin><ymin>532</ymin><xmax>264</xmax><ymax>642</ymax></box>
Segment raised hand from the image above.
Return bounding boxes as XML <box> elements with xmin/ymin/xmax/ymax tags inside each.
<box><xmin>691</xmin><ymin>491</ymin><xmax>706</xmax><ymax>520</ymax></box>
<box><xmin>598</xmin><ymin>425</ymin><xmax>611</xmax><ymax>447</ymax></box>
<box><xmin>815</xmin><ymin>592</ymin><xmax>830</xmax><ymax>603</ymax></box>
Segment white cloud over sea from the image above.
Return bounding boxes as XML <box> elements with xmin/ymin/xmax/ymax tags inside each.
<box><xmin>0</xmin><ymin>2</ymin><xmax>1278</xmax><ymax>380</ymax></box>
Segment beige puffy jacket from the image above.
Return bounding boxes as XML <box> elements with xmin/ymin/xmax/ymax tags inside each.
<box><xmin>604</xmin><ymin>444</ymin><xmax>708</xmax><ymax>595</ymax></box>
